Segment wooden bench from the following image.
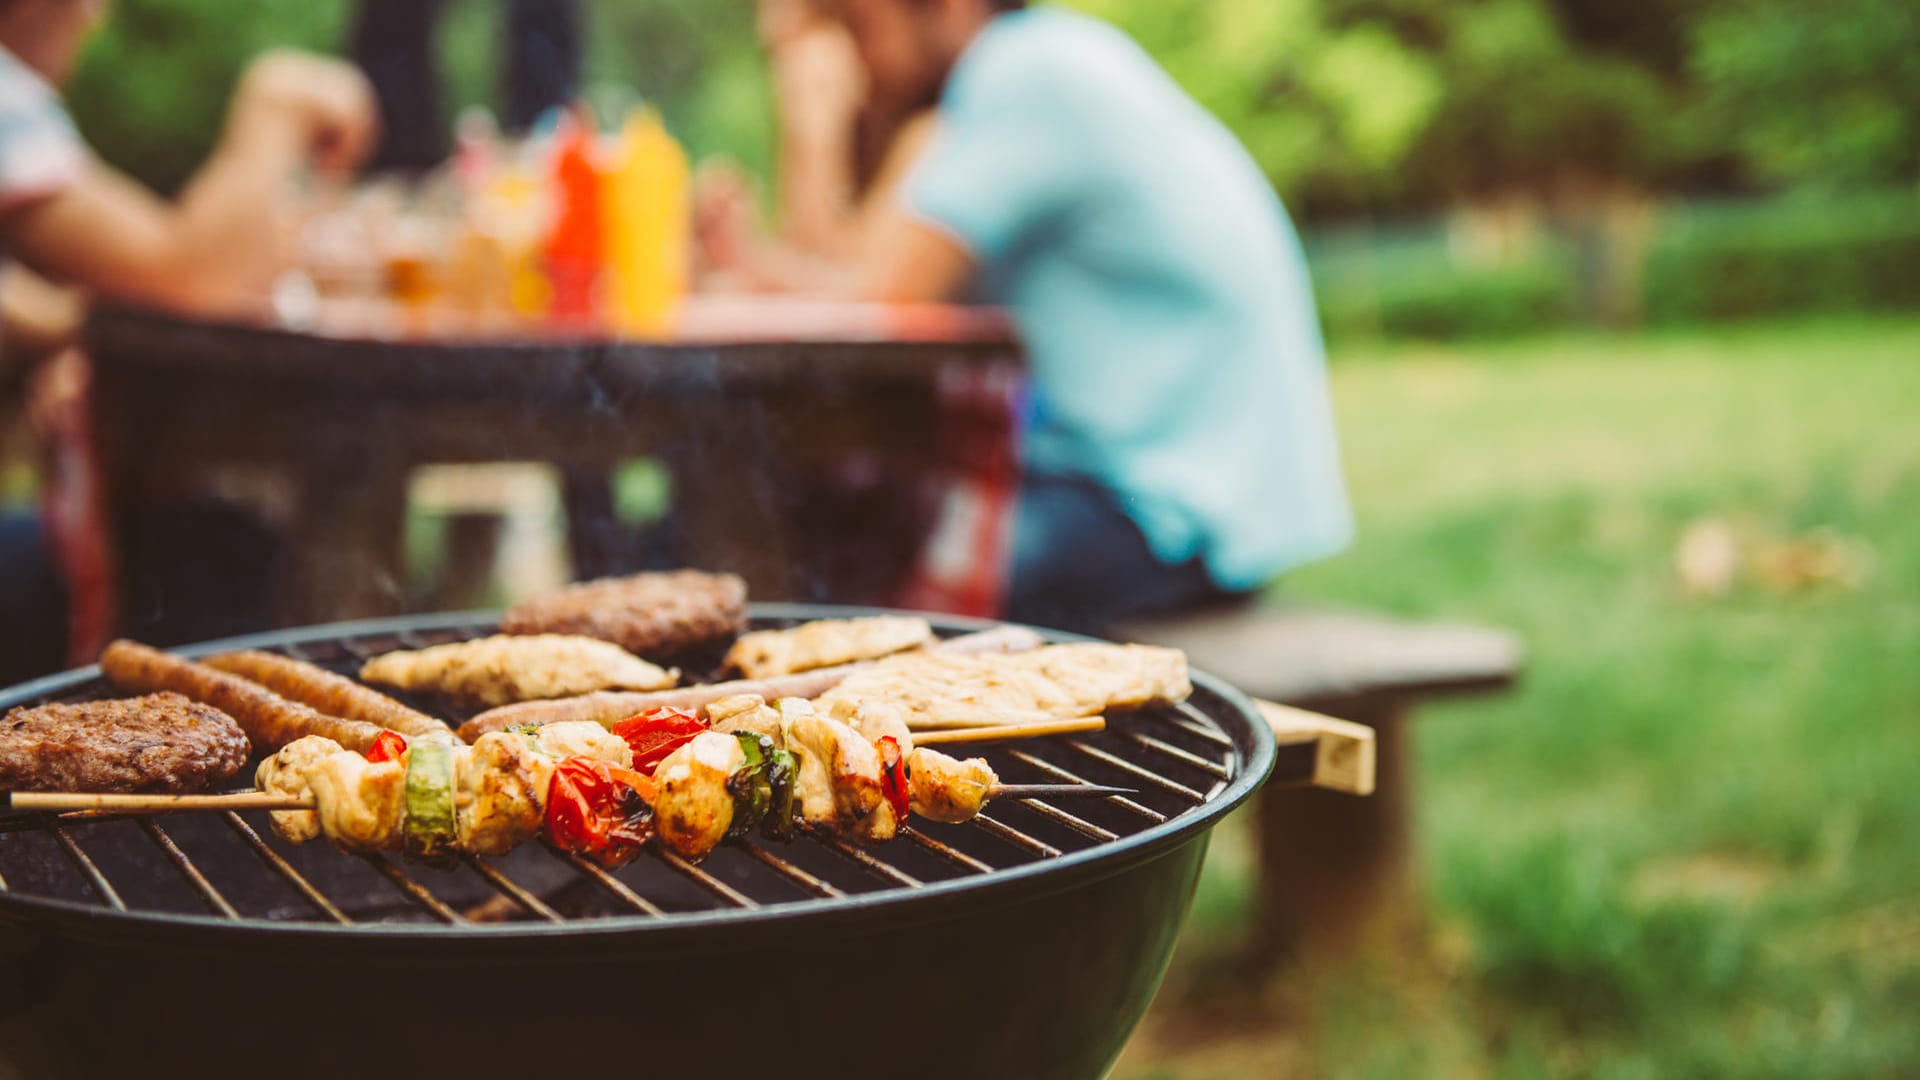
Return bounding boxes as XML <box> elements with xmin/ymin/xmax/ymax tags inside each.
<box><xmin>1121</xmin><ymin>604</ymin><xmax>1523</xmax><ymax>965</ymax></box>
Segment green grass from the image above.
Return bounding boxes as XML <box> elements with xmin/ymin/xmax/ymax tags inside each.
<box><xmin>1119</xmin><ymin>316</ymin><xmax>1920</xmax><ymax>1077</ymax></box>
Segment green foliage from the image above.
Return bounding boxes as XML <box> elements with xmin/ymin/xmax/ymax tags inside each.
<box><xmin>61</xmin><ymin>0</ymin><xmax>772</xmax><ymax>193</ymax></box>
<box><xmin>1643</xmin><ymin>191</ymin><xmax>1920</xmax><ymax>323</ymax></box>
<box><xmin>63</xmin><ymin>0</ymin><xmax>348</xmax><ymax>194</ymax></box>
<box><xmin>1692</xmin><ymin>0</ymin><xmax>1920</xmax><ymax>190</ymax></box>
<box><xmin>1317</xmin><ymin>257</ymin><xmax>1578</xmax><ymax>341</ymax></box>
<box><xmin>1127</xmin><ymin>317</ymin><xmax>1920</xmax><ymax>1077</ymax></box>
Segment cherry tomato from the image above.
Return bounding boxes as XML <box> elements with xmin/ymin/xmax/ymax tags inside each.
<box><xmin>611</xmin><ymin>706</ymin><xmax>708</xmax><ymax>775</ymax></box>
<box><xmin>544</xmin><ymin>756</ymin><xmax>657</xmax><ymax>867</ymax></box>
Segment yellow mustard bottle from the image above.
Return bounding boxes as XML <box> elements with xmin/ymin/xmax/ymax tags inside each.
<box><xmin>603</xmin><ymin>107</ymin><xmax>689</xmax><ymax>336</ymax></box>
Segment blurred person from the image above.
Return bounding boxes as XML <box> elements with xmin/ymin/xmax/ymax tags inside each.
<box><xmin>696</xmin><ymin>0</ymin><xmax>939</xmax><ymax>290</ymax></box>
<box><xmin>0</xmin><ymin>0</ymin><xmax>376</xmax><ymax>678</ymax></box>
<box><xmin>349</xmin><ymin>0</ymin><xmax>580</xmax><ymax>174</ymax></box>
<box><xmin>703</xmin><ymin>0</ymin><xmax>1352</xmax><ymax>632</ymax></box>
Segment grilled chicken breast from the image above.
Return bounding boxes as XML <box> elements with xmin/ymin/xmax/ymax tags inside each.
<box><xmin>778</xmin><ymin>700</ymin><xmax>885</xmax><ymax>834</ymax></box>
<box><xmin>705</xmin><ymin>694</ymin><xmax>784</xmax><ymax>742</ymax></box>
<box><xmin>304</xmin><ymin>753</ymin><xmax>406</xmax><ymax>854</ymax></box>
<box><xmin>455</xmin><ymin>733</ymin><xmax>547</xmax><ymax>856</ymax></box>
<box><xmin>724</xmin><ymin>616</ymin><xmax>934</xmax><ymax>679</ymax></box>
<box><xmin>816</xmin><ymin>644</ymin><xmax>1191</xmax><ymax>729</ymax></box>
<box><xmin>525</xmin><ymin>720</ymin><xmax>634</xmax><ymax>768</ymax></box>
<box><xmin>907</xmin><ymin>748</ymin><xmax>996</xmax><ymax>824</ymax></box>
<box><xmin>360</xmin><ymin>635</ymin><xmax>678</xmax><ymax>707</ymax></box>
<box><xmin>653</xmin><ymin>731</ymin><xmax>748</xmax><ymax>859</ymax></box>
<box><xmin>255</xmin><ymin>735</ymin><xmax>344</xmax><ymax>843</ymax></box>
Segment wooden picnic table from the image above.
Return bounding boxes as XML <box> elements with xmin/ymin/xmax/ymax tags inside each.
<box><xmin>80</xmin><ymin>298</ymin><xmax>1021</xmax><ymax>629</ymax></box>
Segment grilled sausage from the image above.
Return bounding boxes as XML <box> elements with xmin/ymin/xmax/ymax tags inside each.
<box><xmin>101</xmin><ymin>640</ymin><xmax>388</xmax><ymax>754</ymax></box>
<box><xmin>456</xmin><ymin>625</ymin><xmax>1047</xmax><ymax>742</ymax></box>
<box><xmin>203</xmin><ymin>649</ymin><xmax>449</xmax><ymax>738</ymax></box>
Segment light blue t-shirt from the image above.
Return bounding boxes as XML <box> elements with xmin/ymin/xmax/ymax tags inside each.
<box><xmin>905</xmin><ymin>7</ymin><xmax>1353</xmax><ymax>590</ymax></box>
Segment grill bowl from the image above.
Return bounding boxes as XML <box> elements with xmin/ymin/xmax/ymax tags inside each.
<box><xmin>0</xmin><ymin>606</ymin><xmax>1276</xmax><ymax>1080</ymax></box>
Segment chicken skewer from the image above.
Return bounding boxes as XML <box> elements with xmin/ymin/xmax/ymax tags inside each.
<box><xmin>5</xmin><ymin>705</ymin><xmax>1131</xmax><ymax>865</ymax></box>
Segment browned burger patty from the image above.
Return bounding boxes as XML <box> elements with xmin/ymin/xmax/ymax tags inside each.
<box><xmin>499</xmin><ymin>570</ymin><xmax>748</xmax><ymax>656</ymax></box>
<box><xmin>0</xmin><ymin>692</ymin><xmax>250</xmax><ymax>794</ymax></box>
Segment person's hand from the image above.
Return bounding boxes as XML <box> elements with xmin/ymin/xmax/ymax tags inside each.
<box><xmin>230</xmin><ymin>50</ymin><xmax>379</xmax><ymax>175</ymax></box>
<box><xmin>24</xmin><ymin>347</ymin><xmax>90</xmax><ymax>445</ymax></box>
<box><xmin>691</xmin><ymin>162</ymin><xmax>761</xmax><ymax>277</ymax></box>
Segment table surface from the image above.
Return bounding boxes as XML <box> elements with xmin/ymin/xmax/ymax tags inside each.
<box><xmin>77</xmin><ymin>296</ymin><xmax>1026</xmax><ymax>629</ymax></box>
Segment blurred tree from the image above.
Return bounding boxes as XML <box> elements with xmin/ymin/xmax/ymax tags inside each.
<box><xmin>61</xmin><ymin>0</ymin><xmax>771</xmax><ymax>193</ymax></box>
<box><xmin>64</xmin><ymin>0</ymin><xmax>347</xmax><ymax>194</ymax></box>
<box><xmin>1691</xmin><ymin>0</ymin><xmax>1920</xmax><ymax>190</ymax></box>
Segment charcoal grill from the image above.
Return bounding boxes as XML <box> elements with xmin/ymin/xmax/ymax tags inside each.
<box><xmin>0</xmin><ymin>605</ymin><xmax>1290</xmax><ymax>1080</ymax></box>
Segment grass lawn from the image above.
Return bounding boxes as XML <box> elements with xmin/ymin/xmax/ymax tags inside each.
<box><xmin>1118</xmin><ymin>316</ymin><xmax>1920</xmax><ymax>1078</ymax></box>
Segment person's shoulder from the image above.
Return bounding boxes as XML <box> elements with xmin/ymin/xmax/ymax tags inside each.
<box><xmin>953</xmin><ymin>8</ymin><xmax>1151</xmax><ymax>108</ymax></box>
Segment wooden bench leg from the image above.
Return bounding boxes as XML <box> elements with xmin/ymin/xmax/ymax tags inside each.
<box><xmin>1254</xmin><ymin>695</ymin><xmax>1418</xmax><ymax>966</ymax></box>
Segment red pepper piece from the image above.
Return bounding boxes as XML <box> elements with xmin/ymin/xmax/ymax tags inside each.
<box><xmin>877</xmin><ymin>736</ymin><xmax>910</xmax><ymax>822</ymax></box>
<box><xmin>611</xmin><ymin>706</ymin><xmax>708</xmax><ymax>775</ymax></box>
<box><xmin>365</xmin><ymin>730</ymin><xmax>409</xmax><ymax>765</ymax></box>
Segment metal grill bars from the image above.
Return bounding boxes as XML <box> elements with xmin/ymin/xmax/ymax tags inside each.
<box><xmin>0</xmin><ymin>631</ymin><xmax>1241</xmax><ymax>929</ymax></box>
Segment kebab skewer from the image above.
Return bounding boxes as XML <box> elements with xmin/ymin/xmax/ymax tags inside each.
<box><xmin>5</xmin><ymin>703</ymin><xmax>1130</xmax><ymax>867</ymax></box>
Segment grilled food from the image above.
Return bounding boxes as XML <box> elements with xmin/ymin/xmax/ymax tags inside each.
<box><xmin>0</xmin><ymin>693</ymin><xmax>249</xmax><ymax>794</ymax></box>
<box><xmin>257</xmin><ymin>721</ymin><xmax>636</xmax><ymax>858</ymax></box>
<box><xmin>816</xmin><ymin>643</ymin><xmax>1191</xmax><ymax>729</ymax></box>
<box><xmin>359</xmin><ymin>635</ymin><xmax>679</xmax><ymax>707</ymax></box>
<box><xmin>905</xmin><ymin>748</ymin><xmax>995</xmax><ymax>824</ymax></box>
<box><xmin>500</xmin><ymin>570</ymin><xmax>748</xmax><ymax>656</ymax></box>
<box><xmin>101</xmin><ymin>640</ymin><xmax>388</xmax><ymax>753</ymax></box>
<box><xmin>724</xmin><ymin>616</ymin><xmax>935</xmax><ymax>679</ymax></box>
<box><xmin>457</xmin><ymin>624</ymin><xmax>1048</xmax><ymax>742</ymax></box>
<box><xmin>258</xmin><ymin>694</ymin><xmax>1014</xmax><ymax>866</ymax></box>
<box><xmin>202</xmin><ymin>650</ymin><xmax>448</xmax><ymax>737</ymax></box>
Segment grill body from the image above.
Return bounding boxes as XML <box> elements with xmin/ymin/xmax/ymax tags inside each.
<box><xmin>0</xmin><ymin>607</ymin><xmax>1276</xmax><ymax>1080</ymax></box>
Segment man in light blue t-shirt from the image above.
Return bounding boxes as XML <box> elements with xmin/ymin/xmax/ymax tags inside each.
<box><xmin>823</xmin><ymin>0</ymin><xmax>1353</xmax><ymax>631</ymax></box>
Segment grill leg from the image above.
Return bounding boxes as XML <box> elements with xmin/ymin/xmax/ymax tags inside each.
<box><xmin>1253</xmin><ymin>695</ymin><xmax>1420</xmax><ymax>966</ymax></box>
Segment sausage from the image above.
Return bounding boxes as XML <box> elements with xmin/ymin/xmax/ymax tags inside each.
<box><xmin>203</xmin><ymin>649</ymin><xmax>449</xmax><ymax>738</ymax></box>
<box><xmin>100</xmin><ymin>640</ymin><xmax>388</xmax><ymax>754</ymax></box>
<box><xmin>456</xmin><ymin>625</ymin><xmax>1047</xmax><ymax>742</ymax></box>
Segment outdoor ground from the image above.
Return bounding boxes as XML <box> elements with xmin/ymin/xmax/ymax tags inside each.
<box><xmin>1116</xmin><ymin>316</ymin><xmax>1920</xmax><ymax>1078</ymax></box>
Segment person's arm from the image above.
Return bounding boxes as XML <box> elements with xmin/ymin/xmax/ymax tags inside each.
<box><xmin>0</xmin><ymin>263</ymin><xmax>83</xmax><ymax>361</ymax></box>
<box><xmin>0</xmin><ymin>51</ymin><xmax>374</xmax><ymax>315</ymax></box>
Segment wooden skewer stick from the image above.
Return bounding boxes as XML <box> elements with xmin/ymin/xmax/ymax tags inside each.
<box><xmin>913</xmin><ymin>717</ymin><xmax>1106</xmax><ymax>745</ymax></box>
<box><xmin>5</xmin><ymin>782</ymin><xmax>1134</xmax><ymax>818</ymax></box>
<box><xmin>4</xmin><ymin>791</ymin><xmax>314</xmax><ymax>814</ymax></box>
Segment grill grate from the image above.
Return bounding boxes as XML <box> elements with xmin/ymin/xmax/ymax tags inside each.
<box><xmin>0</xmin><ymin>612</ymin><xmax>1252</xmax><ymax>932</ymax></box>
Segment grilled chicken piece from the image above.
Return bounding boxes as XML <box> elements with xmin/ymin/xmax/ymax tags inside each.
<box><xmin>724</xmin><ymin>616</ymin><xmax>935</xmax><ymax>679</ymax></box>
<box><xmin>777</xmin><ymin>700</ymin><xmax>885</xmax><ymax>835</ymax></box>
<box><xmin>706</xmin><ymin>694</ymin><xmax>784</xmax><ymax>743</ymax></box>
<box><xmin>360</xmin><ymin>635</ymin><xmax>678</xmax><ymax>707</ymax></box>
<box><xmin>816</xmin><ymin>644</ymin><xmax>1191</xmax><ymax>729</ymax></box>
<box><xmin>907</xmin><ymin>748</ymin><xmax>996</xmax><ymax>824</ymax></box>
<box><xmin>454</xmin><ymin>733</ymin><xmax>548</xmax><ymax>856</ymax></box>
<box><xmin>256</xmin><ymin>735</ymin><xmax>345</xmax><ymax>843</ymax></box>
<box><xmin>824</xmin><ymin>698</ymin><xmax>914</xmax><ymax>756</ymax></box>
<box><xmin>653</xmin><ymin>731</ymin><xmax>748</xmax><ymax>860</ymax></box>
<box><xmin>525</xmin><ymin>720</ymin><xmax>634</xmax><ymax>768</ymax></box>
<box><xmin>303</xmin><ymin>752</ymin><xmax>407</xmax><ymax>854</ymax></box>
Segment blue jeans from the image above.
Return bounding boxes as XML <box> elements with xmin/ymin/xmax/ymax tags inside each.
<box><xmin>0</xmin><ymin>511</ymin><xmax>68</xmax><ymax>686</ymax></box>
<box><xmin>1005</xmin><ymin>474</ymin><xmax>1244</xmax><ymax>635</ymax></box>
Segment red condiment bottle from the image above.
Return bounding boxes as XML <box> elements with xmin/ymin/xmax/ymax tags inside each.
<box><xmin>543</xmin><ymin>110</ymin><xmax>605</xmax><ymax>326</ymax></box>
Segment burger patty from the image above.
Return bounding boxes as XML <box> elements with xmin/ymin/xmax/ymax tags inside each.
<box><xmin>0</xmin><ymin>692</ymin><xmax>251</xmax><ymax>794</ymax></box>
<box><xmin>500</xmin><ymin>569</ymin><xmax>748</xmax><ymax>656</ymax></box>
